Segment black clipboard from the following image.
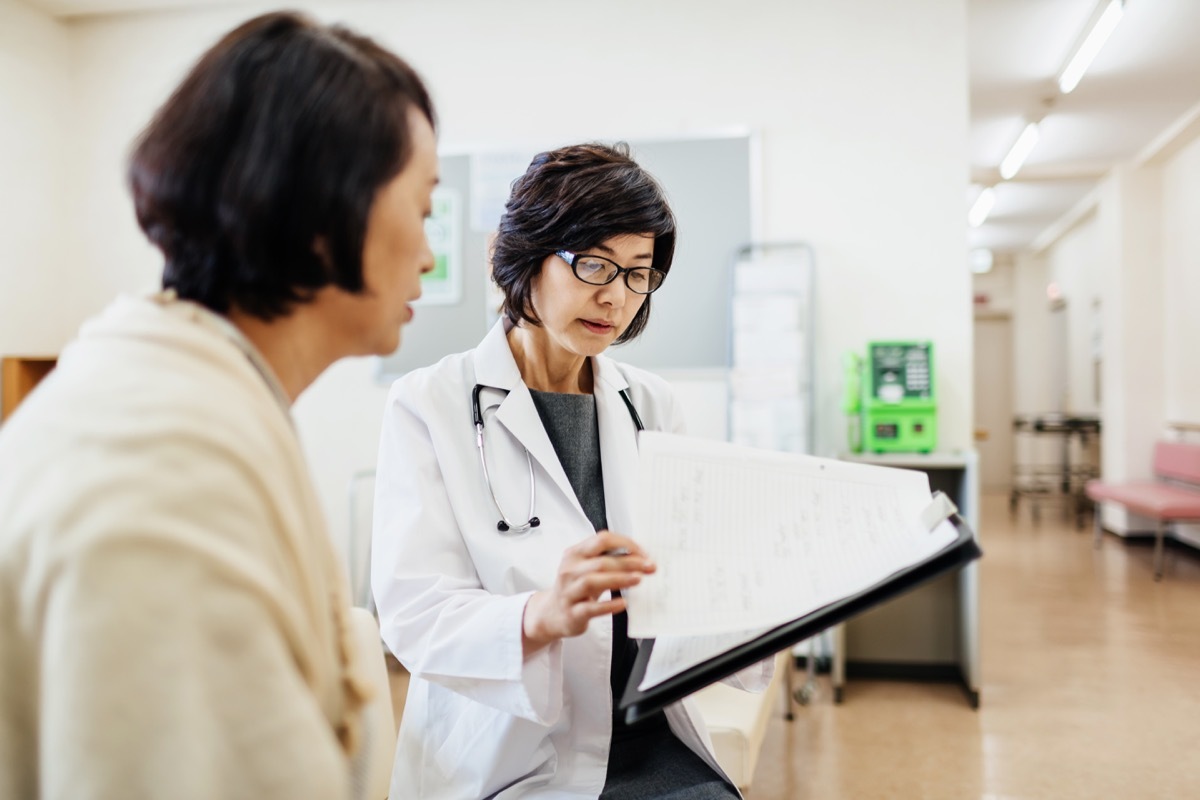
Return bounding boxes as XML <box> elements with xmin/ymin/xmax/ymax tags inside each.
<box><xmin>619</xmin><ymin>512</ymin><xmax>981</xmax><ymax>724</ymax></box>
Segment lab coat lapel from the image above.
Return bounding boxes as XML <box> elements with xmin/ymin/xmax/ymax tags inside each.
<box><xmin>472</xmin><ymin>320</ymin><xmax>588</xmax><ymax>525</ymax></box>
<box><xmin>593</xmin><ymin>355</ymin><xmax>640</xmax><ymax>538</ymax></box>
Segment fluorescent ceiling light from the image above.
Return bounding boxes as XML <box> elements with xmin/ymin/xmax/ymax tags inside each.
<box><xmin>968</xmin><ymin>187</ymin><xmax>996</xmax><ymax>228</ymax></box>
<box><xmin>999</xmin><ymin>121</ymin><xmax>1040</xmax><ymax>180</ymax></box>
<box><xmin>1058</xmin><ymin>0</ymin><xmax>1125</xmax><ymax>94</ymax></box>
<box><xmin>969</xmin><ymin>248</ymin><xmax>995</xmax><ymax>274</ymax></box>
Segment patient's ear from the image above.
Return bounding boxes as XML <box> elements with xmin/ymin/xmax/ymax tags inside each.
<box><xmin>312</xmin><ymin>236</ymin><xmax>334</xmax><ymax>269</ymax></box>
<box><xmin>312</xmin><ymin>236</ymin><xmax>341</xmax><ymax>285</ymax></box>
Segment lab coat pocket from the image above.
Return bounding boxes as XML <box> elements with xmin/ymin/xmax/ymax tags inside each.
<box><xmin>432</xmin><ymin>695</ymin><xmax>556</xmax><ymax>789</ymax></box>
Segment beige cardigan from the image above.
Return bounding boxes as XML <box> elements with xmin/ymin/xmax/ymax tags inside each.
<box><xmin>0</xmin><ymin>294</ymin><xmax>369</xmax><ymax>800</ymax></box>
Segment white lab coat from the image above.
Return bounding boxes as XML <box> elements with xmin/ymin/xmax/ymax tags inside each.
<box><xmin>372</xmin><ymin>319</ymin><xmax>770</xmax><ymax>799</ymax></box>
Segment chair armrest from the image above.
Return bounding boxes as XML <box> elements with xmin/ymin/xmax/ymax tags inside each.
<box><xmin>348</xmin><ymin>607</ymin><xmax>396</xmax><ymax>800</ymax></box>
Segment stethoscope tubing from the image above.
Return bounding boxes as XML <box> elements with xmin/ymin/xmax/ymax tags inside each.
<box><xmin>472</xmin><ymin>383</ymin><xmax>643</xmax><ymax>535</ymax></box>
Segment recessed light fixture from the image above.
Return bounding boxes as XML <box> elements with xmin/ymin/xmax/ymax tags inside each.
<box><xmin>969</xmin><ymin>248</ymin><xmax>995</xmax><ymax>274</ymax></box>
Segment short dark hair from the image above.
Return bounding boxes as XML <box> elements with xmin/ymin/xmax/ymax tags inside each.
<box><xmin>129</xmin><ymin>11</ymin><xmax>435</xmax><ymax>320</ymax></box>
<box><xmin>491</xmin><ymin>142</ymin><xmax>676</xmax><ymax>344</ymax></box>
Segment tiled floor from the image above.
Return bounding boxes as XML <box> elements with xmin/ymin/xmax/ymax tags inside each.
<box><xmin>745</xmin><ymin>493</ymin><xmax>1200</xmax><ymax>799</ymax></box>
<box><xmin>387</xmin><ymin>493</ymin><xmax>1200</xmax><ymax>798</ymax></box>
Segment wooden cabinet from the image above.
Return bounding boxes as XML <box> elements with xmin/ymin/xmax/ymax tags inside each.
<box><xmin>1</xmin><ymin>356</ymin><xmax>58</xmax><ymax>421</ymax></box>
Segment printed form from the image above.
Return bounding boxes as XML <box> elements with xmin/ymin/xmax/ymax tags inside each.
<box><xmin>624</xmin><ymin>432</ymin><xmax>959</xmax><ymax>688</ymax></box>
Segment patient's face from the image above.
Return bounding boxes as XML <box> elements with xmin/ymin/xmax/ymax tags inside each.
<box><xmin>326</xmin><ymin>107</ymin><xmax>439</xmax><ymax>357</ymax></box>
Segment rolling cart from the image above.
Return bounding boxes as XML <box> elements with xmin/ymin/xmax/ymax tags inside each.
<box><xmin>1009</xmin><ymin>414</ymin><xmax>1101</xmax><ymax>528</ymax></box>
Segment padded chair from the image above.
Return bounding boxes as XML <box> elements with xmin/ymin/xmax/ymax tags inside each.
<box><xmin>690</xmin><ymin>650</ymin><xmax>788</xmax><ymax>790</ymax></box>
<box><xmin>347</xmin><ymin>607</ymin><xmax>397</xmax><ymax>800</ymax></box>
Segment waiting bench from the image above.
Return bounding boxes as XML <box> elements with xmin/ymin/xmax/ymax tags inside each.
<box><xmin>1085</xmin><ymin>441</ymin><xmax>1200</xmax><ymax>580</ymax></box>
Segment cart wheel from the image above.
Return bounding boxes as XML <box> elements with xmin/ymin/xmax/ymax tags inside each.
<box><xmin>794</xmin><ymin>684</ymin><xmax>817</xmax><ymax>706</ymax></box>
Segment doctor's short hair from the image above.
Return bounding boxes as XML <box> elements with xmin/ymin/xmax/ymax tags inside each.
<box><xmin>128</xmin><ymin>11</ymin><xmax>435</xmax><ymax>321</ymax></box>
<box><xmin>491</xmin><ymin>143</ymin><xmax>677</xmax><ymax>344</ymax></box>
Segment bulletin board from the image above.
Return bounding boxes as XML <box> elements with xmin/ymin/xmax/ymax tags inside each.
<box><xmin>375</xmin><ymin>134</ymin><xmax>753</xmax><ymax>381</ymax></box>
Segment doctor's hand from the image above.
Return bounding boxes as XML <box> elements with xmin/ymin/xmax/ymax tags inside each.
<box><xmin>521</xmin><ymin>531</ymin><xmax>656</xmax><ymax>658</ymax></box>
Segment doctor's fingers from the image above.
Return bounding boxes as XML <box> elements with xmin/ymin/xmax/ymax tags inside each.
<box><xmin>582</xmin><ymin>530</ymin><xmax>652</xmax><ymax>561</ymax></box>
<box><xmin>570</xmin><ymin>552</ymin><xmax>656</xmax><ymax>576</ymax></box>
<box><xmin>560</xmin><ymin>569</ymin><xmax>643</xmax><ymax>603</ymax></box>
<box><xmin>567</xmin><ymin>597</ymin><xmax>627</xmax><ymax>629</ymax></box>
<box><xmin>570</xmin><ymin>539</ymin><xmax>655</xmax><ymax>574</ymax></box>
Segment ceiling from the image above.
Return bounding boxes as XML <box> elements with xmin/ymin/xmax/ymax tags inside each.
<box><xmin>969</xmin><ymin>0</ymin><xmax>1200</xmax><ymax>254</ymax></box>
<box><xmin>19</xmin><ymin>0</ymin><xmax>235</xmax><ymax>15</ymax></box>
<box><xmin>20</xmin><ymin>0</ymin><xmax>1200</xmax><ymax>256</ymax></box>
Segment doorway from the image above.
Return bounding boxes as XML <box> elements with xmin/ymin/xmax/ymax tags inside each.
<box><xmin>974</xmin><ymin>314</ymin><xmax>1014</xmax><ymax>491</ymax></box>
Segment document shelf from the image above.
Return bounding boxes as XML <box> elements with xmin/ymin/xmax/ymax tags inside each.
<box><xmin>619</xmin><ymin>514</ymin><xmax>981</xmax><ymax>725</ymax></box>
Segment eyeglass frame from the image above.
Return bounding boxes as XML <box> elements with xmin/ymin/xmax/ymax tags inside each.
<box><xmin>555</xmin><ymin>250</ymin><xmax>667</xmax><ymax>295</ymax></box>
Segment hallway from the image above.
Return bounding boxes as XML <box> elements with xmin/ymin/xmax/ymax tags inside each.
<box><xmin>748</xmin><ymin>493</ymin><xmax>1200</xmax><ymax>798</ymax></box>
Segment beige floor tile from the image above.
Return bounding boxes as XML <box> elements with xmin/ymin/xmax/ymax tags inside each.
<box><xmin>746</xmin><ymin>492</ymin><xmax>1200</xmax><ymax>800</ymax></box>
<box><xmin>386</xmin><ymin>492</ymin><xmax>1200</xmax><ymax>798</ymax></box>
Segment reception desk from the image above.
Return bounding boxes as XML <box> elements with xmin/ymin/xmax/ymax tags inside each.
<box><xmin>830</xmin><ymin>451</ymin><xmax>981</xmax><ymax>708</ymax></box>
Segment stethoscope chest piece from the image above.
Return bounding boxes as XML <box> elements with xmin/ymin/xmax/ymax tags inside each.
<box><xmin>497</xmin><ymin>516</ymin><xmax>539</xmax><ymax>533</ymax></box>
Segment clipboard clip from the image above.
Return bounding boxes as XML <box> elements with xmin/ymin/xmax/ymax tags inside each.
<box><xmin>919</xmin><ymin>490</ymin><xmax>959</xmax><ymax>532</ymax></box>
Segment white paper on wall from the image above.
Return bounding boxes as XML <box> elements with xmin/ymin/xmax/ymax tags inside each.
<box><xmin>734</xmin><ymin>261</ymin><xmax>809</xmax><ymax>294</ymax></box>
<box><xmin>733</xmin><ymin>333</ymin><xmax>804</xmax><ymax>368</ymax></box>
<box><xmin>729</xmin><ymin>366</ymin><xmax>804</xmax><ymax>401</ymax></box>
<box><xmin>731</xmin><ymin>295</ymin><xmax>803</xmax><ymax>332</ymax></box>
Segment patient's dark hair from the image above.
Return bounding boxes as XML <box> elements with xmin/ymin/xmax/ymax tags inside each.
<box><xmin>491</xmin><ymin>142</ymin><xmax>676</xmax><ymax>344</ymax></box>
<box><xmin>129</xmin><ymin>11</ymin><xmax>435</xmax><ymax>320</ymax></box>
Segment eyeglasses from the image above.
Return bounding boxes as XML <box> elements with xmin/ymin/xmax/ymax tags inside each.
<box><xmin>556</xmin><ymin>250</ymin><xmax>666</xmax><ymax>295</ymax></box>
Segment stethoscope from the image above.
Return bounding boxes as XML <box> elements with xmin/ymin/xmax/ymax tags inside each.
<box><xmin>472</xmin><ymin>383</ymin><xmax>645</xmax><ymax>534</ymax></box>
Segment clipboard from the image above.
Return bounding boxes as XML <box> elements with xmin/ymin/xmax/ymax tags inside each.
<box><xmin>618</xmin><ymin>505</ymin><xmax>981</xmax><ymax>725</ymax></box>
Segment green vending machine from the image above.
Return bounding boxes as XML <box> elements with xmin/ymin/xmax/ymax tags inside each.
<box><xmin>862</xmin><ymin>341</ymin><xmax>937</xmax><ymax>453</ymax></box>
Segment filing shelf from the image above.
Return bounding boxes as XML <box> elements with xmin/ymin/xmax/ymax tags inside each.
<box><xmin>1</xmin><ymin>356</ymin><xmax>57</xmax><ymax>422</ymax></box>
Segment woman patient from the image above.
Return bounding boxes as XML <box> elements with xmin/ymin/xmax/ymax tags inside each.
<box><xmin>0</xmin><ymin>12</ymin><xmax>437</xmax><ymax>799</ymax></box>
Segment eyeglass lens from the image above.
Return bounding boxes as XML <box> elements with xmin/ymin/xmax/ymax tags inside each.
<box><xmin>573</xmin><ymin>256</ymin><xmax>664</xmax><ymax>294</ymax></box>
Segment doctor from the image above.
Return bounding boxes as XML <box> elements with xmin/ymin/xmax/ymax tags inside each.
<box><xmin>372</xmin><ymin>143</ymin><xmax>770</xmax><ymax>799</ymax></box>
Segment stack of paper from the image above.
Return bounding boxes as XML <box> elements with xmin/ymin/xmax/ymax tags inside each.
<box><xmin>625</xmin><ymin>432</ymin><xmax>959</xmax><ymax>689</ymax></box>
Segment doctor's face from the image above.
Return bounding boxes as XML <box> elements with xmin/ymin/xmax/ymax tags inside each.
<box><xmin>529</xmin><ymin>233</ymin><xmax>653</xmax><ymax>359</ymax></box>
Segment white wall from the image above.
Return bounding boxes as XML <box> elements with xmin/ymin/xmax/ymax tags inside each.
<box><xmin>0</xmin><ymin>0</ymin><xmax>74</xmax><ymax>356</ymax></box>
<box><xmin>1161</xmin><ymin>135</ymin><xmax>1200</xmax><ymax>547</ymax></box>
<box><xmin>1162</xmin><ymin>136</ymin><xmax>1200</xmax><ymax>427</ymax></box>
<box><xmin>1006</xmin><ymin>213</ymin><xmax>1104</xmax><ymax>419</ymax></box>
<box><xmin>30</xmin><ymin>0</ymin><xmax>972</xmax><ymax>556</ymax></box>
<box><xmin>971</xmin><ymin>255</ymin><xmax>1015</xmax><ymax>315</ymax></box>
<box><xmin>1023</xmin><ymin>124</ymin><xmax>1200</xmax><ymax>538</ymax></box>
<box><xmin>1097</xmin><ymin>165</ymin><xmax>1167</xmax><ymax>488</ymax></box>
<box><xmin>1011</xmin><ymin>250</ymin><xmax>1056</xmax><ymax>414</ymax></box>
<box><xmin>1045</xmin><ymin>216</ymin><xmax>1103</xmax><ymax>416</ymax></box>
